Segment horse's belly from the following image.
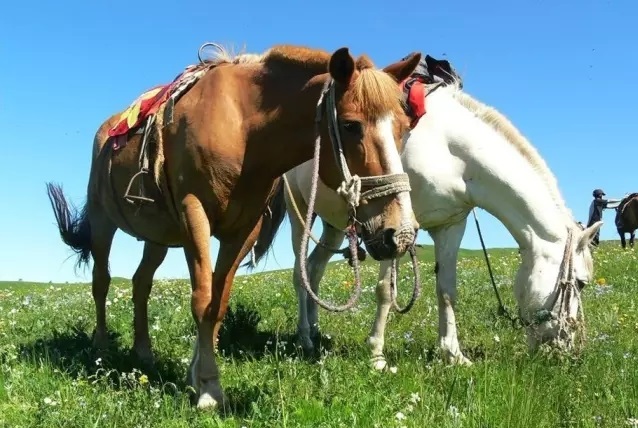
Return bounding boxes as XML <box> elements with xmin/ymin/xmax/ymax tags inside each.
<box><xmin>97</xmin><ymin>144</ymin><xmax>183</xmax><ymax>246</ymax></box>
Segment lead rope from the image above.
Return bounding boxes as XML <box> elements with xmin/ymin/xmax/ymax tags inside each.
<box><xmin>298</xmin><ymin>78</ymin><xmax>420</xmax><ymax>313</ymax></box>
<box><xmin>389</xmin><ymin>246</ymin><xmax>422</xmax><ymax>313</ymax></box>
<box><xmin>472</xmin><ymin>209</ymin><xmax>518</xmax><ymax>326</ymax></box>
<box><xmin>297</xmin><ymin>80</ymin><xmax>363</xmax><ymax>312</ymax></box>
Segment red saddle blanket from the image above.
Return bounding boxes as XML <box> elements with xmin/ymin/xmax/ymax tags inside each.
<box><xmin>400</xmin><ymin>77</ymin><xmax>427</xmax><ymax>129</ymax></box>
<box><xmin>108</xmin><ymin>65</ymin><xmax>205</xmax><ymax>138</ymax></box>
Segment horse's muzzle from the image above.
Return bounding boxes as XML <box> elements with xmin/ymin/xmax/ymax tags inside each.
<box><xmin>363</xmin><ymin>225</ymin><xmax>417</xmax><ymax>261</ymax></box>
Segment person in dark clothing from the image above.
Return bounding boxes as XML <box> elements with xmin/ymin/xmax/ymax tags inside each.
<box><xmin>587</xmin><ymin>188</ymin><xmax>621</xmax><ymax>246</ymax></box>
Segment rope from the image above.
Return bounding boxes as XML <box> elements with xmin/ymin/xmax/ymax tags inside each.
<box><xmin>389</xmin><ymin>246</ymin><xmax>422</xmax><ymax>313</ymax></box>
<box><xmin>297</xmin><ymin>102</ymin><xmax>362</xmax><ymax>312</ymax></box>
<box><xmin>296</xmin><ymin>78</ymin><xmax>421</xmax><ymax>313</ymax></box>
<box><xmin>282</xmin><ymin>173</ymin><xmax>348</xmax><ymax>254</ymax></box>
<box><xmin>472</xmin><ymin>209</ymin><xmax>513</xmax><ymax>321</ymax></box>
<box><xmin>472</xmin><ymin>209</ymin><xmax>585</xmax><ymax>343</ymax></box>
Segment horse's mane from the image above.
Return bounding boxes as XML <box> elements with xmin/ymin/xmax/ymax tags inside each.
<box><xmin>350</xmin><ymin>61</ymin><xmax>405</xmax><ymax>120</ymax></box>
<box><xmin>443</xmin><ymin>80</ymin><xmax>577</xmax><ymax>225</ymax></box>
<box><xmin>202</xmin><ymin>43</ymin><xmax>403</xmax><ymax>120</ymax></box>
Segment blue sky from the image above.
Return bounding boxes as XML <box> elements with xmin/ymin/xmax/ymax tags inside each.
<box><xmin>1</xmin><ymin>0</ymin><xmax>635</xmax><ymax>283</ymax></box>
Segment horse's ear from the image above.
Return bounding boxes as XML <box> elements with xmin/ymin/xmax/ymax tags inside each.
<box><xmin>382</xmin><ymin>52</ymin><xmax>422</xmax><ymax>83</ymax></box>
<box><xmin>329</xmin><ymin>47</ymin><xmax>356</xmax><ymax>87</ymax></box>
<box><xmin>577</xmin><ymin>221</ymin><xmax>603</xmax><ymax>251</ymax></box>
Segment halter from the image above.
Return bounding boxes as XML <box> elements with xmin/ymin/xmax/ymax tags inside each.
<box><xmin>316</xmin><ymin>79</ymin><xmax>413</xmax><ymax>213</ymax></box>
<box><xmin>296</xmin><ymin>78</ymin><xmax>420</xmax><ymax>313</ymax></box>
<box><xmin>521</xmin><ymin>228</ymin><xmax>586</xmax><ymax>347</ymax></box>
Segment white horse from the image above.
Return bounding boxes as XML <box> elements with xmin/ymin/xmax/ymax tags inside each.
<box><xmin>282</xmin><ymin>79</ymin><xmax>603</xmax><ymax>369</ymax></box>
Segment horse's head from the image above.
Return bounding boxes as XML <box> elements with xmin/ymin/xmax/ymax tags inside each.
<box><xmin>316</xmin><ymin>48</ymin><xmax>421</xmax><ymax>261</ymax></box>
<box><xmin>516</xmin><ymin>221</ymin><xmax>602</xmax><ymax>351</ymax></box>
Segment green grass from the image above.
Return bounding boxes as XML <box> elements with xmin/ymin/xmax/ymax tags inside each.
<box><xmin>1</xmin><ymin>242</ymin><xmax>637</xmax><ymax>427</ymax></box>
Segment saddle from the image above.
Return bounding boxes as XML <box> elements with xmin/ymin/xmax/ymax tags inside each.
<box><xmin>108</xmin><ymin>62</ymin><xmax>213</xmax><ymax>205</ymax></box>
<box><xmin>400</xmin><ymin>54</ymin><xmax>463</xmax><ymax>128</ymax></box>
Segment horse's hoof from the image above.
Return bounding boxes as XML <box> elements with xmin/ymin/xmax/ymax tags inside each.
<box><xmin>135</xmin><ymin>350</ymin><xmax>155</xmax><ymax>367</ymax></box>
<box><xmin>195</xmin><ymin>380</ymin><xmax>227</xmax><ymax>411</ymax></box>
<box><xmin>370</xmin><ymin>356</ymin><xmax>387</xmax><ymax>371</ymax></box>
<box><xmin>440</xmin><ymin>345</ymin><xmax>473</xmax><ymax>366</ymax></box>
<box><xmin>92</xmin><ymin>331</ymin><xmax>109</xmax><ymax>350</ymax></box>
<box><xmin>295</xmin><ymin>335</ymin><xmax>315</xmax><ymax>355</ymax></box>
<box><xmin>447</xmin><ymin>353</ymin><xmax>473</xmax><ymax>366</ymax></box>
<box><xmin>196</xmin><ymin>393</ymin><xmax>218</xmax><ymax>410</ymax></box>
<box><xmin>133</xmin><ymin>345</ymin><xmax>155</xmax><ymax>366</ymax></box>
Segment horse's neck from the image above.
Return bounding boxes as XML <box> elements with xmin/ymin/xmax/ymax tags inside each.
<box><xmin>428</xmin><ymin>88</ymin><xmax>574</xmax><ymax>254</ymax></box>
<box><xmin>251</xmin><ymin>60</ymin><xmax>329</xmax><ymax>178</ymax></box>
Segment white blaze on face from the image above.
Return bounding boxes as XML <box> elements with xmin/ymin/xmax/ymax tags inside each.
<box><xmin>376</xmin><ymin>113</ymin><xmax>413</xmax><ymax>226</ymax></box>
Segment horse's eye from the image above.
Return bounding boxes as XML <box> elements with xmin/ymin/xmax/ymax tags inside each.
<box><xmin>341</xmin><ymin>120</ymin><xmax>363</xmax><ymax>137</ymax></box>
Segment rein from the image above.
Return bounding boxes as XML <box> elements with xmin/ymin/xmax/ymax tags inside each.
<box><xmin>297</xmin><ymin>78</ymin><xmax>420</xmax><ymax>313</ymax></box>
<box><xmin>474</xmin><ymin>209</ymin><xmax>585</xmax><ymax>343</ymax></box>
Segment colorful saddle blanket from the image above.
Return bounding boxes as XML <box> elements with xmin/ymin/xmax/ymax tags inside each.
<box><xmin>108</xmin><ymin>64</ymin><xmax>211</xmax><ymax>145</ymax></box>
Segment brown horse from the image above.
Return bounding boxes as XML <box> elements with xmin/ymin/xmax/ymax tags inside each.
<box><xmin>616</xmin><ymin>193</ymin><xmax>638</xmax><ymax>248</ymax></box>
<box><xmin>45</xmin><ymin>43</ymin><xmax>422</xmax><ymax>410</ymax></box>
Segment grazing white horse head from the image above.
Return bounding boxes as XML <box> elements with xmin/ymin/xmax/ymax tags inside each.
<box><xmin>516</xmin><ymin>221</ymin><xmax>600</xmax><ymax>350</ymax></box>
<box><xmin>448</xmin><ymin>88</ymin><xmax>601</xmax><ymax>351</ymax></box>
<box><xmin>281</xmin><ymin>75</ymin><xmax>602</xmax><ymax>368</ymax></box>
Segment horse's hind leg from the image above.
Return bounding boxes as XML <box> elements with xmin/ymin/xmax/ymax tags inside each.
<box><xmin>619</xmin><ymin>229</ymin><xmax>627</xmax><ymax>249</ymax></box>
<box><xmin>132</xmin><ymin>242</ymin><xmax>168</xmax><ymax>363</ymax></box>
<box><xmin>630</xmin><ymin>232</ymin><xmax>635</xmax><ymax>248</ymax></box>
<box><xmin>90</xmin><ymin>210</ymin><xmax>117</xmax><ymax>350</ymax></box>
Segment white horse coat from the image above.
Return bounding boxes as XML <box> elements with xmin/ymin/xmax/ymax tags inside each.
<box><xmin>283</xmin><ymin>81</ymin><xmax>602</xmax><ymax>369</ymax></box>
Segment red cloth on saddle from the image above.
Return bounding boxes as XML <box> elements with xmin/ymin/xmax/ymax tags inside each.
<box><xmin>400</xmin><ymin>77</ymin><xmax>427</xmax><ymax>128</ymax></box>
<box><xmin>108</xmin><ymin>83</ymin><xmax>173</xmax><ymax>138</ymax></box>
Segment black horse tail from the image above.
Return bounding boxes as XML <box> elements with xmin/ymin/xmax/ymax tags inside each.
<box><xmin>243</xmin><ymin>177</ymin><xmax>288</xmax><ymax>270</ymax></box>
<box><xmin>45</xmin><ymin>182</ymin><xmax>92</xmax><ymax>271</ymax></box>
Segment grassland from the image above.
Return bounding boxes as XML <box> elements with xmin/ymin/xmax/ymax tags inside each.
<box><xmin>1</xmin><ymin>241</ymin><xmax>637</xmax><ymax>427</ymax></box>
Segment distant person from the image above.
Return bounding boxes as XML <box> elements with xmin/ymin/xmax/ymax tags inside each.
<box><xmin>587</xmin><ymin>188</ymin><xmax>622</xmax><ymax>246</ymax></box>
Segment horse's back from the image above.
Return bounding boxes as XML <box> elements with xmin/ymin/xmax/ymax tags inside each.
<box><xmin>93</xmin><ymin>113</ymin><xmax>121</xmax><ymax>158</ymax></box>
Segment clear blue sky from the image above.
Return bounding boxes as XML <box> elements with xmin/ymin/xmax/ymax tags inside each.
<box><xmin>1</xmin><ymin>0</ymin><xmax>635</xmax><ymax>283</ymax></box>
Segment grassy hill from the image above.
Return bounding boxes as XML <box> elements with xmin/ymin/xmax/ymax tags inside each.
<box><xmin>0</xmin><ymin>241</ymin><xmax>636</xmax><ymax>427</ymax></box>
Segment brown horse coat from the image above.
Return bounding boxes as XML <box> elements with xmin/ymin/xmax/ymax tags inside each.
<box><xmin>46</xmin><ymin>44</ymin><xmax>422</xmax><ymax>410</ymax></box>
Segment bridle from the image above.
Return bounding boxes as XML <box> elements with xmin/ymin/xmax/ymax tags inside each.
<box><xmin>297</xmin><ymin>77</ymin><xmax>421</xmax><ymax>313</ymax></box>
<box><xmin>519</xmin><ymin>228</ymin><xmax>587</xmax><ymax>347</ymax></box>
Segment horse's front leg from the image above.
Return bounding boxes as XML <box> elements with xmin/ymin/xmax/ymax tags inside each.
<box><xmin>181</xmin><ymin>195</ymin><xmax>262</xmax><ymax>411</ymax></box>
<box><xmin>366</xmin><ymin>259</ymin><xmax>393</xmax><ymax>371</ymax></box>
<box><xmin>305</xmin><ymin>221</ymin><xmax>346</xmax><ymax>340</ymax></box>
<box><xmin>430</xmin><ymin>218</ymin><xmax>472</xmax><ymax>366</ymax></box>
<box><xmin>291</xmin><ymin>220</ymin><xmax>344</xmax><ymax>353</ymax></box>
<box><xmin>180</xmin><ymin>195</ymin><xmax>220</xmax><ymax>409</ymax></box>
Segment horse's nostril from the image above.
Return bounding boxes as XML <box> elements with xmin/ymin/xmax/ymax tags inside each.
<box><xmin>383</xmin><ymin>228</ymin><xmax>397</xmax><ymax>249</ymax></box>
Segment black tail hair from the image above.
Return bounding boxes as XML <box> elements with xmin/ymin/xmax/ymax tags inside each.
<box><xmin>45</xmin><ymin>182</ymin><xmax>92</xmax><ymax>271</ymax></box>
<box><xmin>243</xmin><ymin>177</ymin><xmax>287</xmax><ymax>270</ymax></box>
